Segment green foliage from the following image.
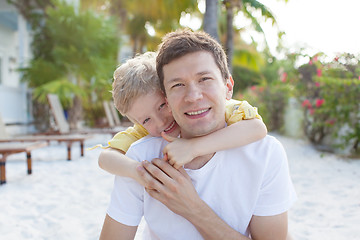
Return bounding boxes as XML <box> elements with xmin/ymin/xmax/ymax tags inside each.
<box><xmin>298</xmin><ymin>54</ymin><xmax>360</xmax><ymax>154</ymax></box>
<box><xmin>232</xmin><ymin>65</ymin><xmax>262</xmax><ymax>93</ymax></box>
<box><xmin>19</xmin><ymin>1</ymin><xmax>119</xmax><ymax>129</ymax></box>
<box><xmin>239</xmin><ymin>82</ymin><xmax>292</xmax><ymax>132</ymax></box>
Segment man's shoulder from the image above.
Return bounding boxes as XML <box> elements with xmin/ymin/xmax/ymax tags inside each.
<box><xmin>234</xmin><ymin>134</ymin><xmax>284</xmax><ymax>155</ymax></box>
<box><xmin>129</xmin><ymin>135</ymin><xmax>166</xmax><ymax>149</ymax></box>
<box><xmin>126</xmin><ymin>135</ymin><xmax>168</xmax><ymax>160</ymax></box>
<box><xmin>247</xmin><ymin>134</ymin><xmax>281</xmax><ymax>146</ymax></box>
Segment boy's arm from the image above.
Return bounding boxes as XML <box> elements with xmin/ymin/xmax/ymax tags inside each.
<box><xmin>98</xmin><ymin>148</ymin><xmax>146</xmax><ymax>187</ymax></box>
<box><xmin>163</xmin><ymin>118</ymin><xmax>267</xmax><ymax>169</ymax></box>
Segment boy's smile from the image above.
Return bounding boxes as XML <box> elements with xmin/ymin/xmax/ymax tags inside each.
<box><xmin>126</xmin><ymin>90</ymin><xmax>180</xmax><ymax>137</ymax></box>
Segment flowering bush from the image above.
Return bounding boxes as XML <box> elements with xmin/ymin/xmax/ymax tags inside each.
<box><xmin>298</xmin><ymin>53</ymin><xmax>360</xmax><ymax>154</ymax></box>
<box><xmin>239</xmin><ymin>82</ymin><xmax>292</xmax><ymax>132</ymax></box>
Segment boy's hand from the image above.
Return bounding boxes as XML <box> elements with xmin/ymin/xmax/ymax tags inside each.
<box><xmin>161</xmin><ymin>132</ymin><xmax>196</xmax><ymax>169</ymax></box>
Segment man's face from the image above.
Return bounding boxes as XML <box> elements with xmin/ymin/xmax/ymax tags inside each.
<box><xmin>126</xmin><ymin>90</ymin><xmax>180</xmax><ymax>137</ymax></box>
<box><xmin>163</xmin><ymin>51</ymin><xmax>233</xmax><ymax>139</ymax></box>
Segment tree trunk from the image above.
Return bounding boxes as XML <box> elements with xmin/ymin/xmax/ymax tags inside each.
<box><xmin>225</xmin><ymin>3</ymin><xmax>234</xmax><ymax>73</ymax></box>
<box><xmin>68</xmin><ymin>95</ymin><xmax>83</xmax><ymax>130</ymax></box>
<box><xmin>203</xmin><ymin>0</ymin><xmax>219</xmax><ymax>42</ymax></box>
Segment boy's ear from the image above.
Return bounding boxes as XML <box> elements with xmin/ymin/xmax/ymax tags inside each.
<box><xmin>225</xmin><ymin>76</ymin><xmax>234</xmax><ymax>100</ymax></box>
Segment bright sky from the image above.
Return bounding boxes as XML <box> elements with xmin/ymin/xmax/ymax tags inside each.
<box><xmin>256</xmin><ymin>0</ymin><xmax>360</xmax><ymax>58</ymax></box>
<box><xmin>180</xmin><ymin>0</ymin><xmax>360</xmax><ymax>59</ymax></box>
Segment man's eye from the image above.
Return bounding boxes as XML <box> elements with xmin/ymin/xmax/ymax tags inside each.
<box><xmin>201</xmin><ymin>77</ymin><xmax>211</xmax><ymax>81</ymax></box>
<box><xmin>142</xmin><ymin>118</ymin><xmax>150</xmax><ymax>125</ymax></box>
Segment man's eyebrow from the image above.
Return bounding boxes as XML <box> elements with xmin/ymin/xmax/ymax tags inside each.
<box><xmin>196</xmin><ymin>71</ymin><xmax>212</xmax><ymax>76</ymax></box>
<box><xmin>166</xmin><ymin>71</ymin><xmax>213</xmax><ymax>84</ymax></box>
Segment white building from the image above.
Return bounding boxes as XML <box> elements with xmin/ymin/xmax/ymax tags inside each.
<box><xmin>0</xmin><ymin>0</ymin><xmax>32</xmax><ymax>135</ymax></box>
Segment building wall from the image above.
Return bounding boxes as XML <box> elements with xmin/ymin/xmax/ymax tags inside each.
<box><xmin>0</xmin><ymin>0</ymin><xmax>32</xmax><ymax>135</ymax></box>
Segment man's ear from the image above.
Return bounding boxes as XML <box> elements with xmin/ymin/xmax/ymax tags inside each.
<box><xmin>225</xmin><ymin>76</ymin><xmax>234</xmax><ymax>100</ymax></box>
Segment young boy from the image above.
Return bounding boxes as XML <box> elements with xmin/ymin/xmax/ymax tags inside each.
<box><xmin>98</xmin><ymin>51</ymin><xmax>267</xmax><ymax>186</ymax></box>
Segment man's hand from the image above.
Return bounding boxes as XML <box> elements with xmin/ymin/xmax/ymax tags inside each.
<box><xmin>161</xmin><ymin>132</ymin><xmax>197</xmax><ymax>169</ymax></box>
<box><xmin>136</xmin><ymin>158</ymin><xmax>201</xmax><ymax>217</ymax></box>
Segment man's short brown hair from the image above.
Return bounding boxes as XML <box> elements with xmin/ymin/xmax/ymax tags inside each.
<box><xmin>156</xmin><ymin>29</ymin><xmax>230</xmax><ymax>94</ymax></box>
<box><xmin>112</xmin><ymin>52</ymin><xmax>160</xmax><ymax>115</ymax></box>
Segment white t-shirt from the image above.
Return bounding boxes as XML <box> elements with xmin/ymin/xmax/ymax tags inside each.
<box><xmin>107</xmin><ymin>135</ymin><xmax>297</xmax><ymax>239</ymax></box>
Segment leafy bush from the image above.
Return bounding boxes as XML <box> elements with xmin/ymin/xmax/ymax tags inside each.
<box><xmin>239</xmin><ymin>82</ymin><xmax>292</xmax><ymax>132</ymax></box>
<box><xmin>298</xmin><ymin>53</ymin><xmax>360</xmax><ymax>154</ymax></box>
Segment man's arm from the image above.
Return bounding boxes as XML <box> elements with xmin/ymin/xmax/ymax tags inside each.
<box><xmin>99</xmin><ymin>214</ymin><xmax>137</xmax><ymax>240</ymax></box>
<box><xmin>162</xmin><ymin>119</ymin><xmax>267</xmax><ymax>169</ymax></box>
<box><xmin>249</xmin><ymin>212</ymin><xmax>288</xmax><ymax>240</ymax></box>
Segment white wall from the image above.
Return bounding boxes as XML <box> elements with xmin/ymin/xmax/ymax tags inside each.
<box><xmin>0</xmin><ymin>0</ymin><xmax>32</xmax><ymax>135</ymax></box>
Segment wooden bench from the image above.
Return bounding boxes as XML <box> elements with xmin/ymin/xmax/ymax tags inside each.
<box><xmin>0</xmin><ymin>141</ymin><xmax>48</xmax><ymax>184</ymax></box>
<box><xmin>0</xmin><ymin>134</ymin><xmax>91</xmax><ymax>161</ymax></box>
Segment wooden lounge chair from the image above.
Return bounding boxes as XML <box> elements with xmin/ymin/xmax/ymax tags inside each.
<box><xmin>0</xmin><ymin>114</ymin><xmax>91</xmax><ymax>161</ymax></box>
<box><xmin>0</xmin><ymin>141</ymin><xmax>48</xmax><ymax>184</ymax></box>
<box><xmin>47</xmin><ymin>94</ymin><xmax>124</xmax><ymax>135</ymax></box>
<box><xmin>103</xmin><ymin>100</ymin><xmax>122</xmax><ymax>127</ymax></box>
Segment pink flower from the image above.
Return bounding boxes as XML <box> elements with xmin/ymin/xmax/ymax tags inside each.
<box><xmin>334</xmin><ymin>56</ymin><xmax>339</xmax><ymax>62</ymax></box>
<box><xmin>250</xmin><ymin>86</ymin><xmax>257</xmax><ymax>91</ymax></box>
<box><xmin>326</xmin><ymin>119</ymin><xmax>336</xmax><ymax>125</ymax></box>
<box><xmin>317</xmin><ymin>69</ymin><xmax>322</xmax><ymax>77</ymax></box>
<box><xmin>281</xmin><ymin>72</ymin><xmax>288</xmax><ymax>83</ymax></box>
<box><xmin>309</xmin><ymin>60</ymin><xmax>313</xmax><ymax>65</ymax></box>
<box><xmin>313</xmin><ymin>55</ymin><xmax>318</xmax><ymax>62</ymax></box>
<box><xmin>315</xmin><ymin>98</ymin><xmax>325</xmax><ymax>108</ymax></box>
<box><xmin>302</xmin><ymin>99</ymin><xmax>311</xmax><ymax>108</ymax></box>
<box><xmin>315</xmin><ymin>82</ymin><xmax>320</xmax><ymax>87</ymax></box>
<box><xmin>309</xmin><ymin>108</ymin><xmax>315</xmax><ymax>115</ymax></box>
<box><xmin>358</xmin><ymin>76</ymin><xmax>360</xmax><ymax>80</ymax></box>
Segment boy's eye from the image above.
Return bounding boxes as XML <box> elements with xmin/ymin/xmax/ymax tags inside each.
<box><xmin>142</xmin><ymin>118</ymin><xmax>150</xmax><ymax>125</ymax></box>
<box><xmin>171</xmin><ymin>83</ymin><xmax>183</xmax><ymax>88</ymax></box>
<box><xmin>159</xmin><ymin>103</ymin><xmax>166</xmax><ymax>110</ymax></box>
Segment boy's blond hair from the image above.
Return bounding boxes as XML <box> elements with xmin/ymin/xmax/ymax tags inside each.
<box><xmin>112</xmin><ymin>52</ymin><xmax>160</xmax><ymax>115</ymax></box>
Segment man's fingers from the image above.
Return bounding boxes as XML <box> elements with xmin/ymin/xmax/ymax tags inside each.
<box><xmin>137</xmin><ymin>162</ymin><xmax>165</xmax><ymax>191</ymax></box>
<box><xmin>178</xmin><ymin>167</ymin><xmax>192</xmax><ymax>181</ymax></box>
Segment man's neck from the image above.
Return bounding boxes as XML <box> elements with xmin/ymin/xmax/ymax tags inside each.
<box><xmin>184</xmin><ymin>153</ymin><xmax>215</xmax><ymax>170</ymax></box>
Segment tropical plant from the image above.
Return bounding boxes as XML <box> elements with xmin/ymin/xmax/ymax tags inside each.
<box><xmin>298</xmin><ymin>53</ymin><xmax>360</xmax><ymax>155</ymax></box>
<box><xmin>20</xmin><ymin>1</ymin><xmax>119</xmax><ymax>129</ymax></box>
<box><xmin>82</xmin><ymin>0</ymin><xmax>199</xmax><ymax>54</ymax></box>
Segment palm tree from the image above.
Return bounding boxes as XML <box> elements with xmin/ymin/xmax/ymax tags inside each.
<box><xmin>204</xmin><ymin>0</ymin><xmax>287</xmax><ymax>73</ymax></box>
<box><xmin>203</xmin><ymin>0</ymin><xmax>219</xmax><ymax>42</ymax></box>
<box><xmin>84</xmin><ymin>0</ymin><xmax>198</xmax><ymax>55</ymax></box>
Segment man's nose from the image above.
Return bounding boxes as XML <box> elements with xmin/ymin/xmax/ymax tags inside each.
<box><xmin>184</xmin><ymin>84</ymin><xmax>203</xmax><ymax>102</ymax></box>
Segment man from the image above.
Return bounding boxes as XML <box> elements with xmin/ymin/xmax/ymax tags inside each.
<box><xmin>100</xmin><ymin>29</ymin><xmax>297</xmax><ymax>240</ymax></box>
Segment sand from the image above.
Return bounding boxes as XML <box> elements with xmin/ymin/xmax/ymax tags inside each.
<box><xmin>0</xmin><ymin>133</ymin><xmax>359</xmax><ymax>240</ymax></box>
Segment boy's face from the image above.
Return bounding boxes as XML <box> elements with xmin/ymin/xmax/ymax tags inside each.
<box><xmin>163</xmin><ymin>51</ymin><xmax>233</xmax><ymax>139</ymax></box>
<box><xmin>126</xmin><ymin>90</ymin><xmax>180</xmax><ymax>137</ymax></box>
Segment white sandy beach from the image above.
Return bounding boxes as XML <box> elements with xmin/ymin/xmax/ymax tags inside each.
<box><xmin>0</xmin><ymin>133</ymin><xmax>359</xmax><ymax>240</ymax></box>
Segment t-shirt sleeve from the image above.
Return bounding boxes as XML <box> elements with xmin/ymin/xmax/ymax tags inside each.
<box><xmin>253</xmin><ymin>139</ymin><xmax>297</xmax><ymax>216</ymax></box>
<box><xmin>106</xmin><ymin>142</ymin><xmax>146</xmax><ymax>226</ymax></box>
<box><xmin>107</xmin><ymin>176</ymin><xmax>144</xmax><ymax>226</ymax></box>
<box><xmin>225</xmin><ymin>99</ymin><xmax>262</xmax><ymax>126</ymax></box>
<box><xmin>108</xmin><ymin>124</ymin><xmax>149</xmax><ymax>153</ymax></box>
